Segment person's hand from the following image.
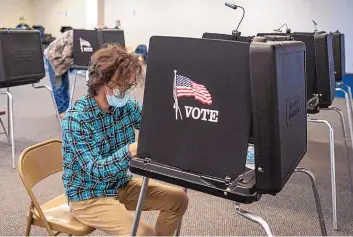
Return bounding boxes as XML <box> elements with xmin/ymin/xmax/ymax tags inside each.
<box><xmin>128</xmin><ymin>142</ymin><xmax>138</xmax><ymax>157</ymax></box>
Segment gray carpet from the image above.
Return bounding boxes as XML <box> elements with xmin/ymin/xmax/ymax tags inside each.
<box><xmin>0</xmin><ymin>72</ymin><xmax>353</xmax><ymax>236</ymax></box>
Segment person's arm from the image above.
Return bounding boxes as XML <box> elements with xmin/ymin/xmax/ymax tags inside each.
<box><xmin>62</xmin><ymin>116</ymin><xmax>133</xmax><ymax>182</ymax></box>
<box><xmin>129</xmin><ymin>100</ymin><xmax>142</xmax><ymax>130</ymax></box>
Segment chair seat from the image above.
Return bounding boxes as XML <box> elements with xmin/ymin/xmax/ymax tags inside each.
<box><xmin>31</xmin><ymin>194</ymin><xmax>95</xmax><ymax>236</ymax></box>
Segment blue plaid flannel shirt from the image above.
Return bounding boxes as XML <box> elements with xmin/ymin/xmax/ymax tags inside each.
<box><xmin>61</xmin><ymin>95</ymin><xmax>142</xmax><ymax>202</ymax></box>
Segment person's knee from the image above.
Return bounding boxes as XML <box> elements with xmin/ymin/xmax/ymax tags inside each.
<box><xmin>171</xmin><ymin>188</ymin><xmax>189</xmax><ymax>214</ymax></box>
<box><xmin>135</xmin><ymin>223</ymin><xmax>156</xmax><ymax>236</ymax></box>
<box><xmin>118</xmin><ymin>223</ymin><xmax>155</xmax><ymax>236</ymax></box>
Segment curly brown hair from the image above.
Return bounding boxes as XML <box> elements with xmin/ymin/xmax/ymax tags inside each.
<box><xmin>86</xmin><ymin>43</ymin><xmax>144</xmax><ymax>96</ymax></box>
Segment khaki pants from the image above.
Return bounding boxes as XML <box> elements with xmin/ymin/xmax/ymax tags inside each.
<box><xmin>69</xmin><ymin>178</ymin><xmax>189</xmax><ymax>236</ymax></box>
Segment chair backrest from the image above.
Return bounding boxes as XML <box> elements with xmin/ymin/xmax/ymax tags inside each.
<box><xmin>18</xmin><ymin>139</ymin><xmax>63</xmax><ymax>189</ymax></box>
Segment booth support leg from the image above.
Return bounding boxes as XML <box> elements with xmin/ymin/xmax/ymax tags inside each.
<box><xmin>337</xmin><ymin>82</ymin><xmax>353</xmax><ymax>111</ymax></box>
<box><xmin>47</xmin><ymin>86</ymin><xmax>62</xmax><ymax>127</ymax></box>
<box><xmin>234</xmin><ymin>203</ymin><xmax>273</xmax><ymax>236</ymax></box>
<box><xmin>336</xmin><ymin>88</ymin><xmax>353</xmax><ymax>147</ymax></box>
<box><xmin>6</xmin><ymin>88</ymin><xmax>10</xmax><ymax>137</ymax></box>
<box><xmin>323</xmin><ymin>107</ymin><xmax>353</xmax><ymax>193</ymax></box>
<box><xmin>294</xmin><ymin>167</ymin><xmax>327</xmax><ymax>236</ymax></box>
<box><xmin>308</xmin><ymin>118</ymin><xmax>337</xmax><ymax>230</ymax></box>
<box><xmin>1</xmin><ymin>89</ymin><xmax>15</xmax><ymax>169</ymax></box>
<box><xmin>131</xmin><ymin>177</ymin><xmax>150</xmax><ymax>236</ymax></box>
<box><xmin>32</xmin><ymin>84</ymin><xmax>62</xmax><ymax>127</ymax></box>
<box><xmin>69</xmin><ymin>70</ymin><xmax>78</xmax><ymax>108</ymax></box>
<box><xmin>174</xmin><ymin>188</ymin><xmax>188</xmax><ymax>236</ymax></box>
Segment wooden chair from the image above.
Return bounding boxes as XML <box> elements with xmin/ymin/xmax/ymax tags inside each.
<box><xmin>18</xmin><ymin>139</ymin><xmax>95</xmax><ymax>236</ymax></box>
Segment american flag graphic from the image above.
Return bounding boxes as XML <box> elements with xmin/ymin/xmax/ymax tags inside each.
<box><xmin>175</xmin><ymin>74</ymin><xmax>212</xmax><ymax>105</ymax></box>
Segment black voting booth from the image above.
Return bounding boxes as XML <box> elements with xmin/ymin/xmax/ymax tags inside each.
<box><xmin>128</xmin><ymin>36</ymin><xmax>327</xmax><ymax>236</ymax></box>
<box><xmin>69</xmin><ymin>29</ymin><xmax>126</xmax><ymax>106</ymax></box>
<box><xmin>256</xmin><ymin>31</ymin><xmax>350</xmax><ymax>231</ymax></box>
<box><xmin>0</xmin><ymin>29</ymin><xmax>46</xmax><ymax>168</ymax></box>
<box><xmin>332</xmin><ymin>31</ymin><xmax>345</xmax><ymax>81</ymax></box>
<box><xmin>72</xmin><ymin>29</ymin><xmax>126</xmax><ymax>68</ymax></box>
<box><xmin>72</xmin><ymin>30</ymin><xmax>99</xmax><ymax>69</ymax></box>
<box><xmin>97</xmin><ymin>29</ymin><xmax>125</xmax><ymax>48</ymax></box>
<box><xmin>0</xmin><ymin>29</ymin><xmax>45</xmax><ymax>88</ymax></box>
<box><xmin>257</xmin><ymin>31</ymin><xmax>336</xmax><ymax>109</ymax></box>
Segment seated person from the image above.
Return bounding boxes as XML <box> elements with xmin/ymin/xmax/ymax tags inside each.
<box><xmin>62</xmin><ymin>43</ymin><xmax>189</xmax><ymax>236</ymax></box>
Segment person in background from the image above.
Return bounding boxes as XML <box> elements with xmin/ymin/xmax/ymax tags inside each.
<box><xmin>61</xmin><ymin>43</ymin><xmax>189</xmax><ymax>236</ymax></box>
<box><xmin>16</xmin><ymin>16</ymin><xmax>30</xmax><ymax>29</ymax></box>
<box><xmin>115</xmin><ymin>19</ymin><xmax>122</xmax><ymax>29</ymax></box>
<box><xmin>44</xmin><ymin>27</ymin><xmax>73</xmax><ymax>118</ymax></box>
<box><xmin>135</xmin><ymin>44</ymin><xmax>148</xmax><ymax>63</ymax></box>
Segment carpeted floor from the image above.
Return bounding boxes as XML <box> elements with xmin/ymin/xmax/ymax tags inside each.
<box><xmin>0</xmin><ymin>72</ymin><xmax>353</xmax><ymax>236</ymax></box>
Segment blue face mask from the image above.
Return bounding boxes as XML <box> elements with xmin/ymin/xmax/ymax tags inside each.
<box><xmin>106</xmin><ymin>87</ymin><xmax>132</xmax><ymax>108</ymax></box>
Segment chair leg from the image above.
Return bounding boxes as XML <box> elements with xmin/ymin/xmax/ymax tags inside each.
<box><xmin>43</xmin><ymin>222</ymin><xmax>55</xmax><ymax>236</ymax></box>
<box><xmin>25</xmin><ymin>219</ymin><xmax>32</xmax><ymax>236</ymax></box>
<box><xmin>25</xmin><ymin>203</ymin><xmax>34</xmax><ymax>236</ymax></box>
<box><xmin>41</xmin><ymin>212</ymin><xmax>56</xmax><ymax>236</ymax></box>
<box><xmin>0</xmin><ymin>118</ymin><xmax>10</xmax><ymax>143</ymax></box>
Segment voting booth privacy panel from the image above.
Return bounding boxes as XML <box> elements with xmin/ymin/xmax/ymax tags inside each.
<box><xmin>332</xmin><ymin>32</ymin><xmax>345</xmax><ymax>81</ymax></box>
<box><xmin>72</xmin><ymin>29</ymin><xmax>126</xmax><ymax>68</ymax></box>
<box><xmin>97</xmin><ymin>29</ymin><xmax>125</xmax><ymax>48</ymax></box>
<box><xmin>134</xmin><ymin>35</ymin><xmax>307</xmax><ymax>201</ymax></box>
<box><xmin>0</xmin><ymin>30</ymin><xmax>45</xmax><ymax>88</ymax></box>
<box><xmin>257</xmin><ymin>31</ymin><xmax>337</xmax><ymax>108</ymax></box>
<box><xmin>138</xmin><ymin>36</ymin><xmax>252</xmax><ymax>180</ymax></box>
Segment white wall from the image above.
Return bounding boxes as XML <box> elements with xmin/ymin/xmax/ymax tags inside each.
<box><xmin>0</xmin><ymin>0</ymin><xmax>33</xmax><ymax>28</ymax></box>
<box><xmin>31</xmin><ymin>0</ymin><xmax>89</xmax><ymax>37</ymax></box>
<box><xmin>85</xmin><ymin>0</ymin><xmax>99</xmax><ymax>30</ymax></box>
<box><xmin>105</xmin><ymin>0</ymin><xmax>353</xmax><ymax>72</ymax></box>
